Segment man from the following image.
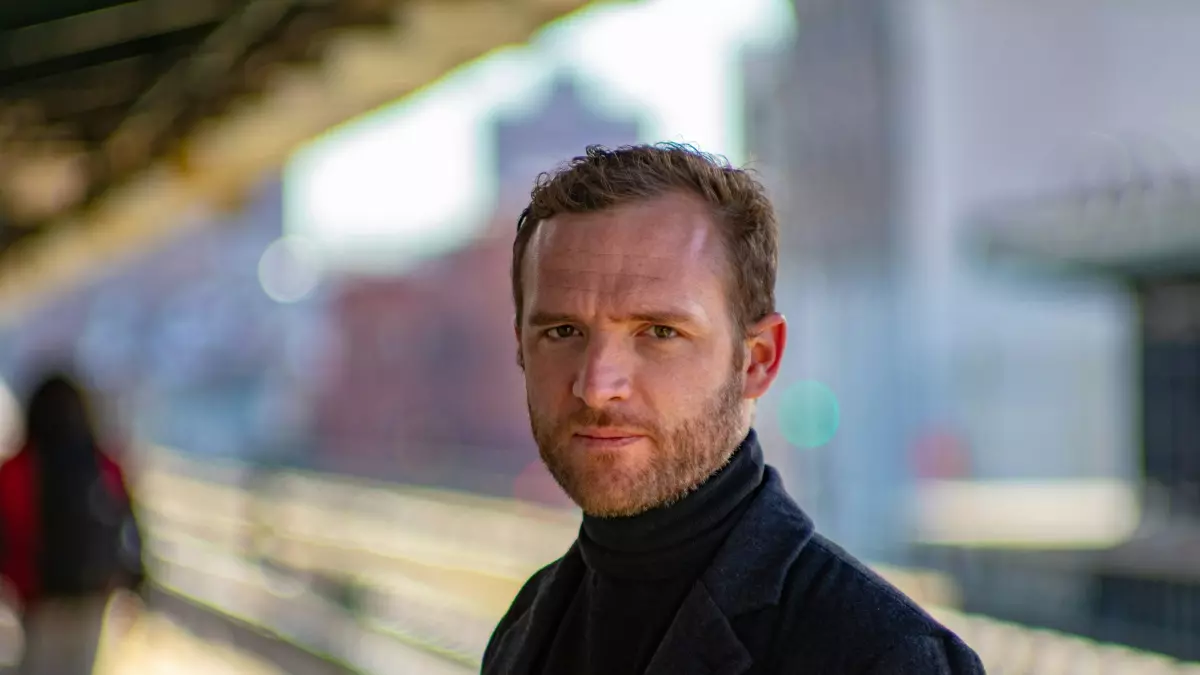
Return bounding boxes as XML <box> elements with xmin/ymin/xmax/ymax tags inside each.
<box><xmin>484</xmin><ymin>143</ymin><xmax>985</xmax><ymax>674</ymax></box>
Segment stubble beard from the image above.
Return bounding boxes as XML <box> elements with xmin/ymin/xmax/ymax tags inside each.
<box><xmin>528</xmin><ymin>372</ymin><xmax>747</xmax><ymax>518</ymax></box>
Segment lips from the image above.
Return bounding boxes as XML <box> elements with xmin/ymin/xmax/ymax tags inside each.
<box><xmin>572</xmin><ymin>429</ymin><xmax>646</xmax><ymax>448</ymax></box>
<box><xmin>576</xmin><ymin>428</ymin><xmax>643</xmax><ymax>440</ymax></box>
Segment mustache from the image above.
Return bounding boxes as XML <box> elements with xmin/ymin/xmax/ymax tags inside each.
<box><xmin>566</xmin><ymin>407</ymin><xmax>656</xmax><ymax>433</ymax></box>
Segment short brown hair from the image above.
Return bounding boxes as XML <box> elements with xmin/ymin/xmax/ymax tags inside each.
<box><xmin>512</xmin><ymin>143</ymin><xmax>778</xmax><ymax>335</ymax></box>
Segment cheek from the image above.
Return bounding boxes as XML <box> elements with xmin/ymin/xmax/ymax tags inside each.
<box><xmin>635</xmin><ymin>356</ymin><xmax>712</xmax><ymax>404</ymax></box>
<box><xmin>523</xmin><ymin>348</ymin><xmax>577</xmax><ymax>393</ymax></box>
<box><xmin>645</xmin><ymin>341</ymin><xmax>729</xmax><ymax>380</ymax></box>
<box><xmin>653</xmin><ymin>351</ymin><xmax>733</xmax><ymax>405</ymax></box>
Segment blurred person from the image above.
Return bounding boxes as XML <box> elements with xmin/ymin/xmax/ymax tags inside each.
<box><xmin>484</xmin><ymin>144</ymin><xmax>985</xmax><ymax>674</ymax></box>
<box><xmin>0</xmin><ymin>372</ymin><xmax>146</xmax><ymax>675</ymax></box>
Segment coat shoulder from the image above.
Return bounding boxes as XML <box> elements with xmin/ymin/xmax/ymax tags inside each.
<box><xmin>501</xmin><ymin>558</ymin><xmax>560</xmax><ymax>621</ymax></box>
<box><xmin>482</xmin><ymin>556</ymin><xmax>562</xmax><ymax>665</ymax></box>
<box><xmin>764</xmin><ymin>532</ymin><xmax>985</xmax><ymax>673</ymax></box>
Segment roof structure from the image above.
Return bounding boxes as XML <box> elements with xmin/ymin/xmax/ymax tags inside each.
<box><xmin>0</xmin><ymin>0</ymin><xmax>396</xmax><ymax>240</ymax></box>
<box><xmin>0</xmin><ymin>0</ymin><xmax>598</xmax><ymax>322</ymax></box>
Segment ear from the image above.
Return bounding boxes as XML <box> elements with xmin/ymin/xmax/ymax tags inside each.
<box><xmin>742</xmin><ymin>312</ymin><xmax>786</xmax><ymax>400</ymax></box>
<box><xmin>514</xmin><ymin>315</ymin><xmax>525</xmax><ymax>370</ymax></box>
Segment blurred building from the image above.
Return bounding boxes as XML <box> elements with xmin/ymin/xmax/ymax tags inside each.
<box><xmin>312</xmin><ymin>230</ymin><xmax>534</xmax><ymax>493</ymax></box>
<box><xmin>492</xmin><ymin>73</ymin><xmax>642</xmax><ymax>214</ymax></box>
<box><xmin>741</xmin><ymin>0</ymin><xmax>916</xmax><ymax>564</ymax></box>
<box><xmin>746</xmin><ymin>0</ymin><xmax>1199</xmax><ymax>659</ymax></box>
<box><xmin>311</xmin><ymin>71</ymin><xmax>641</xmax><ymax>502</ymax></box>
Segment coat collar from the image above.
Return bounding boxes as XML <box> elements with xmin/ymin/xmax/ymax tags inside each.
<box><xmin>486</xmin><ymin>466</ymin><xmax>815</xmax><ymax>675</ymax></box>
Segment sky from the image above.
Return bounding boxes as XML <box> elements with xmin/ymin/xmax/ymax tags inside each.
<box><xmin>282</xmin><ymin>0</ymin><xmax>796</xmax><ymax>271</ymax></box>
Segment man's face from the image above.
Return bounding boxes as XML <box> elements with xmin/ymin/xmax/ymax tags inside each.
<box><xmin>518</xmin><ymin>192</ymin><xmax>765</xmax><ymax>517</ymax></box>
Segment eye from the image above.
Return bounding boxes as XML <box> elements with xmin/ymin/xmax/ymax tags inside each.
<box><xmin>545</xmin><ymin>325</ymin><xmax>580</xmax><ymax>340</ymax></box>
<box><xmin>649</xmin><ymin>325</ymin><xmax>679</xmax><ymax>339</ymax></box>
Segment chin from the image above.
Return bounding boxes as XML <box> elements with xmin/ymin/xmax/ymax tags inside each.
<box><xmin>576</xmin><ymin>493</ymin><xmax>655</xmax><ymax>519</ymax></box>
<box><xmin>567</xmin><ymin>466</ymin><xmax>654</xmax><ymax>518</ymax></box>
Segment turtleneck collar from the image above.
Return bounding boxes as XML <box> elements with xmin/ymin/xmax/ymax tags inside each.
<box><xmin>578</xmin><ymin>429</ymin><xmax>766</xmax><ymax>580</ymax></box>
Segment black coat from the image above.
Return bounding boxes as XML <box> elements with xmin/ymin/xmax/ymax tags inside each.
<box><xmin>483</xmin><ymin>467</ymin><xmax>986</xmax><ymax>674</ymax></box>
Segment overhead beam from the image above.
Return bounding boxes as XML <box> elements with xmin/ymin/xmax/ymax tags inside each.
<box><xmin>5</xmin><ymin>56</ymin><xmax>158</xmax><ymax>119</ymax></box>
<box><xmin>103</xmin><ymin>0</ymin><xmax>297</xmax><ymax>177</ymax></box>
<box><xmin>0</xmin><ymin>0</ymin><xmax>231</xmax><ymax>69</ymax></box>
<box><xmin>0</xmin><ymin>23</ymin><xmax>216</xmax><ymax>89</ymax></box>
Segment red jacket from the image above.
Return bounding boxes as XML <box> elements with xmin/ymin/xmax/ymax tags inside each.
<box><xmin>0</xmin><ymin>445</ymin><xmax>132</xmax><ymax>610</ymax></box>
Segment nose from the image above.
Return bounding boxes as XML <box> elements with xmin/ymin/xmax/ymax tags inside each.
<box><xmin>572</xmin><ymin>335</ymin><xmax>633</xmax><ymax>407</ymax></box>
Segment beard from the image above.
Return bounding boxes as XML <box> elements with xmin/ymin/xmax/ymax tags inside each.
<box><xmin>528</xmin><ymin>371</ymin><xmax>747</xmax><ymax>518</ymax></box>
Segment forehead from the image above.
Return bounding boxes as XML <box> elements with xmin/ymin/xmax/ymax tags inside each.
<box><xmin>523</xmin><ymin>192</ymin><xmax>728</xmax><ymax>314</ymax></box>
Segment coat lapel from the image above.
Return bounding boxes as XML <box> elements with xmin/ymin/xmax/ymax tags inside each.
<box><xmin>645</xmin><ymin>583</ymin><xmax>753</xmax><ymax>675</ymax></box>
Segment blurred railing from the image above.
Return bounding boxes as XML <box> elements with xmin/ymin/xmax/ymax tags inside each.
<box><xmin>132</xmin><ymin>446</ymin><xmax>1200</xmax><ymax>675</ymax></box>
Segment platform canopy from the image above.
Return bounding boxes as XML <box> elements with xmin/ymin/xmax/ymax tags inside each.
<box><xmin>974</xmin><ymin>172</ymin><xmax>1200</xmax><ymax>281</ymax></box>
<box><xmin>0</xmin><ymin>0</ymin><xmax>598</xmax><ymax>321</ymax></box>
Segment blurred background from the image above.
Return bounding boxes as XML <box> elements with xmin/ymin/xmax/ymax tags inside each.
<box><xmin>0</xmin><ymin>0</ymin><xmax>1198</xmax><ymax>672</ymax></box>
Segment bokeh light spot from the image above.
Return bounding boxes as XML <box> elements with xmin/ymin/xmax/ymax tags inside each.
<box><xmin>258</xmin><ymin>236</ymin><xmax>321</xmax><ymax>303</ymax></box>
<box><xmin>778</xmin><ymin>380</ymin><xmax>840</xmax><ymax>449</ymax></box>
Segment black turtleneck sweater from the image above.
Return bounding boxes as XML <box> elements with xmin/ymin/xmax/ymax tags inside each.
<box><xmin>535</xmin><ymin>432</ymin><xmax>766</xmax><ymax>675</ymax></box>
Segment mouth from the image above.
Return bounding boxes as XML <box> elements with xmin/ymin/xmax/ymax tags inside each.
<box><xmin>573</xmin><ymin>428</ymin><xmax>646</xmax><ymax>448</ymax></box>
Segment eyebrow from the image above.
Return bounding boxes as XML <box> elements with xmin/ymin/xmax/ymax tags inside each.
<box><xmin>525</xmin><ymin>310</ymin><xmax>702</xmax><ymax>328</ymax></box>
<box><xmin>526</xmin><ymin>311</ymin><xmax>578</xmax><ymax>328</ymax></box>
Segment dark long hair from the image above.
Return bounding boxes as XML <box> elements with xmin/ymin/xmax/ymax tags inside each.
<box><xmin>23</xmin><ymin>373</ymin><xmax>104</xmax><ymax>595</ymax></box>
